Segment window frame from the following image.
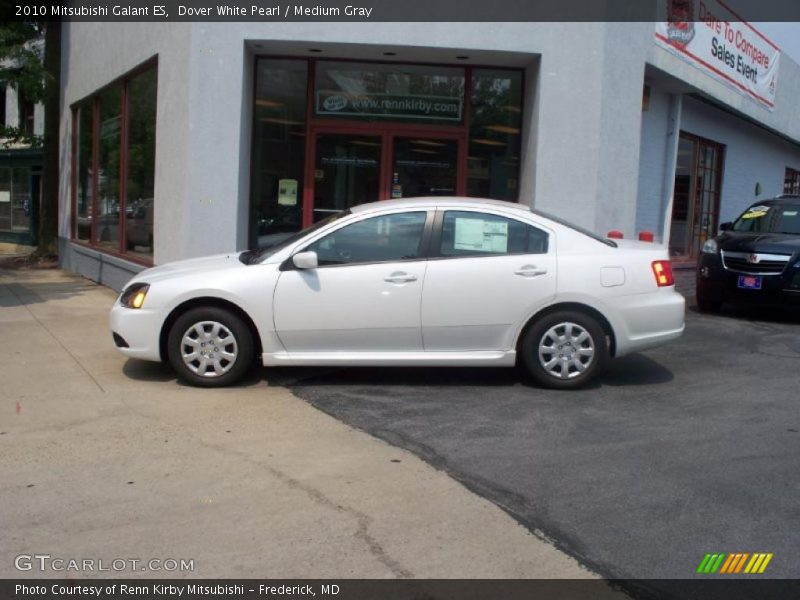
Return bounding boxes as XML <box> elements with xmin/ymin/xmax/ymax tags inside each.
<box><xmin>429</xmin><ymin>208</ymin><xmax>550</xmax><ymax>260</ymax></box>
<box><xmin>784</xmin><ymin>167</ymin><xmax>800</xmax><ymax>195</ymax></box>
<box><xmin>69</xmin><ymin>57</ymin><xmax>157</xmax><ymax>266</ymax></box>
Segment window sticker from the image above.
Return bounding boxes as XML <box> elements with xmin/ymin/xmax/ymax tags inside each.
<box><xmin>741</xmin><ymin>206</ymin><xmax>770</xmax><ymax>219</ymax></box>
<box><xmin>0</xmin><ymin>191</ymin><xmax>10</xmax><ymax>203</ymax></box>
<box><xmin>782</xmin><ymin>210</ymin><xmax>798</xmax><ymax>217</ymax></box>
<box><xmin>454</xmin><ymin>217</ymin><xmax>508</xmax><ymax>253</ymax></box>
<box><xmin>278</xmin><ymin>179</ymin><xmax>298</xmax><ymax>206</ymax></box>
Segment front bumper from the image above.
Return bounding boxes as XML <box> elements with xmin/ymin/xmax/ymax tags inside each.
<box><xmin>697</xmin><ymin>253</ymin><xmax>800</xmax><ymax>305</ymax></box>
<box><xmin>109</xmin><ymin>302</ymin><xmax>164</xmax><ymax>362</ymax></box>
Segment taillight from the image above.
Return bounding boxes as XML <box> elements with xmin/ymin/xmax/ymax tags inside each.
<box><xmin>652</xmin><ymin>260</ymin><xmax>674</xmax><ymax>287</ymax></box>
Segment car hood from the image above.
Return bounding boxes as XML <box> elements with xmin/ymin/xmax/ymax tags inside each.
<box><xmin>129</xmin><ymin>253</ymin><xmax>245</xmax><ymax>284</ymax></box>
<box><xmin>718</xmin><ymin>232</ymin><xmax>800</xmax><ymax>255</ymax></box>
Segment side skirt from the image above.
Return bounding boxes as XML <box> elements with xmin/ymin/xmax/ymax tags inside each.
<box><xmin>262</xmin><ymin>350</ymin><xmax>517</xmax><ymax>367</ymax></box>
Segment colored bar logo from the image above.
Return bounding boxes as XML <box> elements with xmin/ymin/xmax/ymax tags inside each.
<box><xmin>696</xmin><ymin>553</ymin><xmax>773</xmax><ymax>574</ymax></box>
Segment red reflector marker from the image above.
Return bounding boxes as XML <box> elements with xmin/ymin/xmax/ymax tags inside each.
<box><xmin>652</xmin><ymin>260</ymin><xmax>674</xmax><ymax>287</ymax></box>
<box><xmin>639</xmin><ymin>231</ymin><xmax>654</xmax><ymax>242</ymax></box>
<box><xmin>607</xmin><ymin>230</ymin><xmax>624</xmax><ymax>239</ymax></box>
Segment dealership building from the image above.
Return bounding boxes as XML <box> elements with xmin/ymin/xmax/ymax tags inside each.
<box><xmin>57</xmin><ymin>16</ymin><xmax>800</xmax><ymax>289</ymax></box>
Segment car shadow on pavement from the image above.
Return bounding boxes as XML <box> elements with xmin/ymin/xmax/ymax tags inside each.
<box><xmin>688</xmin><ymin>301</ymin><xmax>800</xmax><ymax>325</ymax></box>
<box><xmin>268</xmin><ymin>352</ymin><xmax>673</xmax><ymax>390</ymax></box>
<box><xmin>122</xmin><ymin>359</ymin><xmax>269</xmax><ymax>389</ymax></box>
<box><xmin>595</xmin><ymin>353</ymin><xmax>674</xmax><ymax>387</ymax></box>
<box><xmin>122</xmin><ymin>359</ymin><xmax>176</xmax><ymax>383</ymax></box>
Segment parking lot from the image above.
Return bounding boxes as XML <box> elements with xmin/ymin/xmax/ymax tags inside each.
<box><xmin>278</xmin><ymin>299</ymin><xmax>800</xmax><ymax>586</ymax></box>
<box><xmin>3</xmin><ymin>266</ymin><xmax>798</xmax><ymax>591</ymax></box>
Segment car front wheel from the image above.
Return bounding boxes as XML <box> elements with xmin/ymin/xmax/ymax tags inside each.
<box><xmin>167</xmin><ymin>307</ymin><xmax>255</xmax><ymax>387</ymax></box>
<box><xmin>520</xmin><ymin>311</ymin><xmax>608</xmax><ymax>390</ymax></box>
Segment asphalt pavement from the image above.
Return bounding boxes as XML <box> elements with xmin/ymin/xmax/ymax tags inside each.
<box><xmin>278</xmin><ymin>300</ymin><xmax>800</xmax><ymax>591</ymax></box>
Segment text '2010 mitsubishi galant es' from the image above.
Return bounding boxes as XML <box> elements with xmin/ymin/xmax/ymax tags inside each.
<box><xmin>110</xmin><ymin>198</ymin><xmax>685</xmax><ymax>390</ymax></box>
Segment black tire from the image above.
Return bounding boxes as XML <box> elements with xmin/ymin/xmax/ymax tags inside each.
<box><xmin>167</xmin><ymin>306</ymin><xmax>255</xmax><ymax>387</ymax></box>
<box><xmin>520</xmin><ymin>310</ymin><xmax>609</xmax><ymax>390</ymax></box>
<box><xmin>696</xmin><ymin>283</ymin><xmax>723</xmax><ymax>313</ymax></box>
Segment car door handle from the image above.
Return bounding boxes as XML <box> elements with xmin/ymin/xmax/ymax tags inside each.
<box><xmin>384</xmin><ymin>272</ymin><xmax>418</xmax><ymax>284</ymax></box>
<box><xmin>515</xmin><ymin>265</ymin><xmax>547</xmax><ymax>277</ymax></box>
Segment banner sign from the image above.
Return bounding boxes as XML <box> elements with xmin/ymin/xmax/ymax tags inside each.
<box><xmin>316</xmin><ymin>91</ymin><xmax>463</xmax><ymax>121</ymax></box>
<box><xmin>654</xmin><ymin>0</ymin><xmax>780</xmax><ymax>110</ymax></box>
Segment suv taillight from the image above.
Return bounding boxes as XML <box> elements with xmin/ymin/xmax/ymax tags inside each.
<box><xmin>652</xmin><ymin>260</ymin><xmax>675</xmax><ymax>287</ymax></box>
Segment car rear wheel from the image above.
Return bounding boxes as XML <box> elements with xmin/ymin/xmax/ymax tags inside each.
<box><xmin>520</xmin><ymin>311</ymin><xmax>608</xmax><ymax>390</ymax></box>
<box><xmin>167</xmin><ymin>307</ymin><xmax>254</xmax><ymax>387</ymax></box>
<box><xmin>695</xmin><ymin>282</ymin><xmax>723</xmax><ymax>313</ymax></box>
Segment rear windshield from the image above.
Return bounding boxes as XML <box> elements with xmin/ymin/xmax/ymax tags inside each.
<box><xmin>532</xmin><ymin>209</ymin><xmax>617</xmax><ymax>247</ymax></box>
<box><xmin>732</xmin><ymin>203</ymin><xmax>800</xmax><ymax>234</ymax></box>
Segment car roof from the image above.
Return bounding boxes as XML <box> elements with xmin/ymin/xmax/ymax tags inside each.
<box><xmin>350</xmin><ymin>196</ymin><xmax>533</xmax><ymax>215</ymax></box>
<box><xmin>750</xmin><ymin>195</ymin><xmax>800</xmax><ymax>207</ymax></box>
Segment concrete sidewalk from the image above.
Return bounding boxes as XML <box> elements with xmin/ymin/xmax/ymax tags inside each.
<box><xmin>0</xmin><ymin>268</ymin><xmax>595</xmax><ymax>580</ymax></box>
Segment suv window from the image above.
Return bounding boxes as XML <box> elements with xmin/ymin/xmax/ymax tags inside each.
<box><xmin>306</xmin><ymin>211</ymin><xmax>428</xmax><ymax>266</ymax></box>
<box><xmin>732</xmin><ymin>203</ymin><xmax>800</xmax><ymax>234</ymax></box>
<box><xmin>439</xmin><ymin>211</ymin><xmax>548</xmax><ymax>257</ymax></box>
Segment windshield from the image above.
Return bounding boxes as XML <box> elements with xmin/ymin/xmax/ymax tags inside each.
<box><xmin>732</xmin><ymin>203</ymin><xmax>800</xmax><ymax>234</ymax></box>
<box><xmin>245</xmin><ymin>211</ymin><xmax>350</xmax><ymax>264</ymax></box>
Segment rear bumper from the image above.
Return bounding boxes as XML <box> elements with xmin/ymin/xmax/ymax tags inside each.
<box><xmin>611</xmin><ymin>289</ymin><xmax>686</xmax><ymax>356</ymax></box>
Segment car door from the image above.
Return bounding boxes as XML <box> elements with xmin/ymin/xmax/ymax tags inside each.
<box><xmin>421</xmin><ymin>209</ymin><xmax>557</xmax><ymax>351</ymax></box>
<box><xmin>273</xmin><ymin>210</ymin><xmax>431</xmax><ymax>353</ymax></box>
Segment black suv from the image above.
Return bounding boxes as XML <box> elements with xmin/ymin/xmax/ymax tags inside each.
<box><xmin>697</xmin><ymin>195</ymin><xmax>800</xmax><ymax>312</ymax></box>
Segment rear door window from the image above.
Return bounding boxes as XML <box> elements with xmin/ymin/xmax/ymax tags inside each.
<box><xmin>438</xmin><ymin>211</ymin><xmax>548</xmax><ymax>257</ymax></box>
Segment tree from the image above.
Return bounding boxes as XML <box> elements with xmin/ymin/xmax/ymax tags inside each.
<box><xmin>0</xmin><ymin>22</ymin><xmax>44</xmax><ymax>147</ymax></box>
<box><xmin>0</xmin><ymin>21</ymin><xmax>60</xmax><ymax>256</ymax></box>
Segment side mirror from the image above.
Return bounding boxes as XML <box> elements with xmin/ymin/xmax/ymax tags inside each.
<box><xmin>292</xmin><ymin>251</ymin><xmax>318</xmax><ymax>270</ymax></box>
<box><xmin>719</xmin><ymin>222</ymin><xmax>733</xmax><ymax>232</ymax></box>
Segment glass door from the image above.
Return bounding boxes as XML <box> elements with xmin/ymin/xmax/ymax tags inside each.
<box><xmin>311</xmin><ymin>132</ymin><xmax>382</xmax><ymax>223</ymax></box>
<box><xmin>390</xmin><ymin>136</ymin><xmax>459</xmax><ymax>199</ymax></box>
<box><xmin>669</xmin><ymin>133</ymin><xmax>724</xmax><ymax>259</ymax></box>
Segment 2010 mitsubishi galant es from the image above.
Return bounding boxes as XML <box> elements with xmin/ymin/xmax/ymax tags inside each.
<box><xmin>110</xmin><ymin>198</ymin><xmax>685</xmax><ymax>389</ymax></box>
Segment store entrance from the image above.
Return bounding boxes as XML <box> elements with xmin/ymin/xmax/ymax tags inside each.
<box><xmin>668</xmin><ymin>133</ymin><xmax>724</xmax><ymax>259</ymax></box>
<box><xmin>305</xmin><ymin>127</ymin><xmax>465</xmax><ymax>226</ymax></box>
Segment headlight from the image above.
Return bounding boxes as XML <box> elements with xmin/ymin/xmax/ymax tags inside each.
<box><xmin>701</xmin><ymin>239</ymin><xmax>718</xmax><ymax>254</ymax></box>
<box><xmin>119</xmin><ymin>283</ymin><xmax>150</xmax><ymax>309</ymax></box>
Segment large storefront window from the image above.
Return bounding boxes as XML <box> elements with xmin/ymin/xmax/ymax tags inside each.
<box><xmin>124</xmin><ymin>68</ymin><xmax>157</xmax><ymax>260</ymax></box>
<box><xmin>315</xmin><ymin>62</ymin><xmax>465</xmax><ymax>124</ymax></box>
<box><xmin>0</xmin><ymin>167</ymin><xmax>34</xmax><ymax>234</ymax></box>
<box><xmin>71</xmin><ymin>60</ymin><xmax>157</xmax><ymax>262</ymax></box>
<box><xmin>468</xmin><ymin>69</ymin><xmax>522</xmax><ymax>201</ymax></box>
<box><xmin>75</xmin><ymin>102</ymin><xmax>93</xmax><ymax>242</ymax></box>
<box><xmin>251</xmin><ymin>58</ymin><xmax>523</xmax><ymax>246</ymax></box>
<box><xmin>251</xmin><ymin>59</ymin><xmax>308</xmax><ymax>248</ymax></box>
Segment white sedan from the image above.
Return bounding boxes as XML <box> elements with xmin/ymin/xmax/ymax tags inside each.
<box><xmin>110</xmin><ymin>198</ymin><xmax>685</xmax><ymax>389</ymax></box>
